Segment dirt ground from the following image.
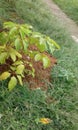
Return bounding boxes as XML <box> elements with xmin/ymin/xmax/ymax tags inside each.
<box><xmin>43</xmin><ymin>0</ymin><xmax>78</xmax><ymax>43</ymax></box>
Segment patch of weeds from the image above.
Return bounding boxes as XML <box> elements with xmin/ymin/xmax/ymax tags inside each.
<box><xmin>0</xmin><ymin>82</ymin><xmax>75</xmax><ymax>130</ymax></box>
<box><xmin>52</xmin><ymin>65</ymin><xmax>75</xmax><ymax>82</ymax></box>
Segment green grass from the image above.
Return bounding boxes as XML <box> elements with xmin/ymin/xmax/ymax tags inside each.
<box><xmin>53</xmin><ymin>0</ymin><xmax>78</xmax><ymax>24</ymax></box>
<box><xmin>0</xmin><ymin>0</ymin><xmax>78</xmax><ymax>130</ymax></box>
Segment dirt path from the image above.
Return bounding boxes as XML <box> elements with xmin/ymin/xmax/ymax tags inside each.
<box><xmin>43</xmin><ymin>0</ymin><xmax>78</xmax><ymax>43</ymax></box>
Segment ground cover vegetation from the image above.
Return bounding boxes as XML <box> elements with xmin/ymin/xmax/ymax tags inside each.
<box><xmin>53</xmin><ymin>0</ymin><xmax>78</xmax><ymax>24</ymax></box>
<box><xmin>0</xmin><ymin>0</ymin><xmax>78</xmax><ymax>130</ymax></box>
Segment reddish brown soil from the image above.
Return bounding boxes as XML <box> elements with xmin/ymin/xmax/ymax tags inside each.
<box><xmin>23</xmin><ymin>53</ymin><xmax>57</xmax><ymax>90</ymax></box>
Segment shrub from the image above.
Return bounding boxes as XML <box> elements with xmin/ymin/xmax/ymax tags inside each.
<box><xmin>0</xmin><ymin>21</ymin><xmax>60</xmax><ymax>90</ymax></box>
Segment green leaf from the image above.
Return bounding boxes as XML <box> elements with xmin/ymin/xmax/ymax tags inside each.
<box><xmin>20</xmin><ymin>26</ymin><xmax>32</xmax><ymax>36</ymax></box>
<box><xmin>0</xmin><ymin>71</ymin><xmax>11</xmax><ymax>80</ymax></box>
<box><xmin>0</xmin><ymin>45</ymin><xmax>6</xmax><ymax>50</ymax></box>
<box><xmin>38</xmin><ymin>43</ymin><xmax>46</xmax><ymax>52</ymax></box>
<box><xmin>32</xmin><ymin>32</ymin><xmax>41</xmax><ymax>38</ymax></box>
<box><xmin>4</xmin><ymin>22</ymin><xmax>16</xmax><ymax>29</ymax></box>
<box><xmin>23</xmin><ymin>40</ymin><xmax>28</xmax><ymax>51</ymax></box>
<box><xmin>17</xmin><ymin>75</ymin><xmax>23</xmax><ymax>86</ymax></box>
<box><xmin>15</xmin><ymin>38</ymin><xmax>22</xmax><ymax>50</ymax></box>
<box><xmin>30</xmin><ymin>37</ymin><xmax>39</xmax><ymax>45</ymax></box>
<box><xmin>42</xmin><ymin>56</ymin><xmax>51</xmax><ymax>69</ymax></box>
<box><xmin>37</xmin><ymin>38</ymin><xmax>47</xmax><ymax>52</ymax></box>
<box><xmin>9</xmin><ymin>27</ymin><xmax>17</xmax><ymax>36</ymax></box>
<box><xmin>8</xmin><ymin>76</ymin><xmax>17</xmax><ymax>91</ymax></box>
<box><xmin>47</xmin><ymin>37</ymin><xmax>60</xmax><ymax>49</ymax></box>
<box><xmin>46</xmin><ymin>41</ymin><xmax>55</xmax><ymax>54</ymax></box>
<box><xmin>10</xmin><ymin>66</ymin><xmax>16</xmax><ymax>71</ymax></box>
<box><xmin>35</xmin><ymin>53</ymin><xmax>42</xmax><ymax>61</ymax></box>
<box><xmin>19</xmin><ymin>29</ymin><xmax>25</xmax><ymax>40</ymax></box>
<box><xmin>51</xmin><ymin>39</ymin><xmax>60</xmax><ymax>49</ymax></box>
<box><xmin>16</xmin><ymin>65</ymin><xmax>25</xmax><ymax>75</ymax></box>
<box><xmin>0</xmin><ymin>32</ymin><xmax>8</xmax><ymax>45</ymax></box>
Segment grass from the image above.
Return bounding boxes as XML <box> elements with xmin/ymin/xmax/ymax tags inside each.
<box><xmin>53</xmin><ymin>0</ymin><xmax>78</xmax><ymax>24</ymax></box>
<box><xmin>0</xmin><ymin>0</ymin><xmax>78</xmax><ymax>130</ymax></box>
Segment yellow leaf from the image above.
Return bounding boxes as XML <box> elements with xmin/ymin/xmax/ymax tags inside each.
<box><xmin>10</xmin><ymin>47</ymin><xmax>22</xmax><ymax>58</ymax></box>
<box><xmin>10</xmin><ymin>52</ymin><xmax>16</xmax><ymax>62</ymax></box>
<box><xmin>0</xmin><ymin>72</ymin><xmax>11</xmax><ymax>80</ymax></box>
<box><xmin>51</xmin><ymin>39</ymin><xmax>60</xmax><ymax>49</ymax></box>
<box><xmin>16</xmin><ymin>65</ymin><xmax>25</xmax><ymax>75</ymax></box>
<box><xmin>14</xmin><ymin>50</ymin><xmax>22</xmax><ymax>58</ymax></box>
<box><xmin>0</xmin><ymin>52</ymin><xmax>8</xmax><ymax>64</ymax></box>
<box><xmin>39</xmin><ymin>118</ymin><xmax>52</xmax><ymax>124</ymax></box>
<box><xmin>8</xmin><ymin>76</ymin><xmax>17</xmax><ymax>91</ymax></box>
<box><xmin>13</xmin><ymin>60</ymin><xmax>23</xmax><ymax>66</ymax></box>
